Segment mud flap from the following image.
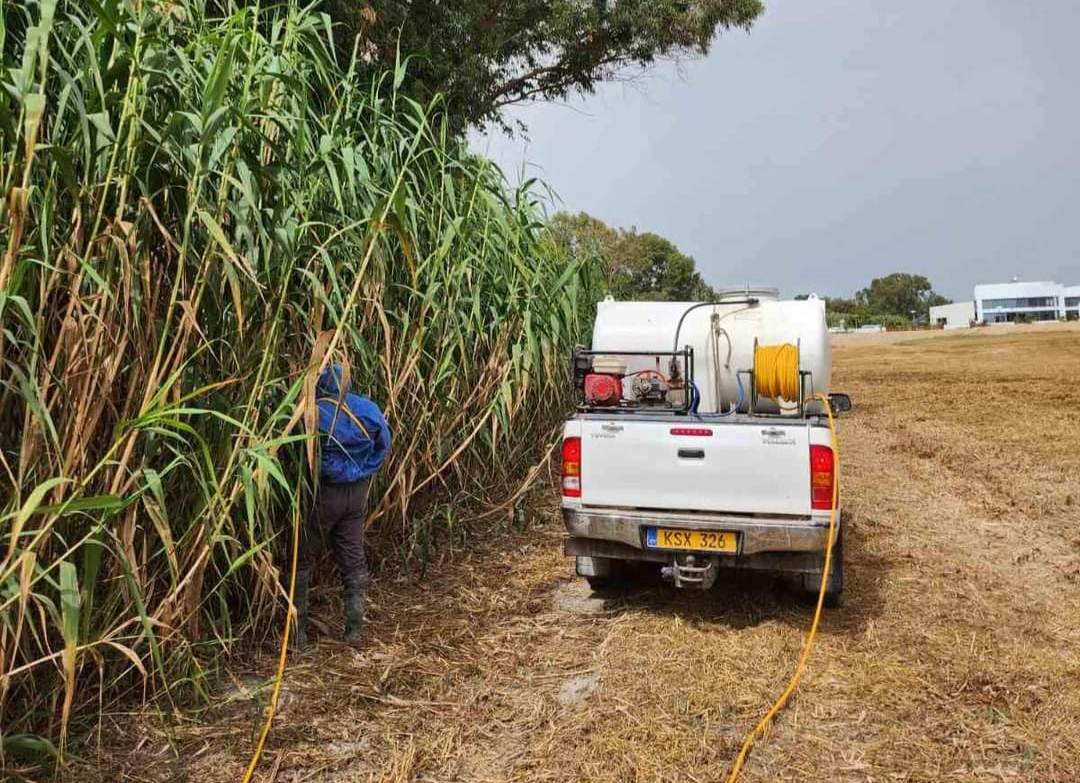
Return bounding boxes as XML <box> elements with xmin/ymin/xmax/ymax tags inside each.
<box><xmin>575</xmin><ymin>556</ymin><xmax>612</xmax><ymax>578</ymax></box>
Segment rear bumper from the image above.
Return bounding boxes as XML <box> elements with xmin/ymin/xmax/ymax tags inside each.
<box><xmin>562</xmin><ymin>505</ymin><xmax>838</xmax><ymax>575</ymax></box>
<box><xmin>563</xmin><ymin>505</ymin><xmax>833</xmax><ymax>555</ymax></box>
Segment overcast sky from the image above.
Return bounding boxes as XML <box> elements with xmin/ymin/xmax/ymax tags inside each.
<box><xmin>472</xmin><ymin>0</ymin><xmax>1080</xmax><ymax>301</ymax></box>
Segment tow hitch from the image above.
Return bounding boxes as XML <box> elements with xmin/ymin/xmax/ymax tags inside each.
<box><xmin>661</xmin><ymin>553</ymin><xmax>720</xmax><ymax>589</ymax></box>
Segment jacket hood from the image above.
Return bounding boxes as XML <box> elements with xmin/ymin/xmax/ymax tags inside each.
<box><xmin>316</xmin><ymin>363</ymin><xmax>351</xmax><ymax>397</ymax></box>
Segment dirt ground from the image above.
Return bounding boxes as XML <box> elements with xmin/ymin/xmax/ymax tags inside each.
<box><xmin>84</xmin><ymin>324</ymin><xmax>1080</xmax><ymax>783</ymax></box>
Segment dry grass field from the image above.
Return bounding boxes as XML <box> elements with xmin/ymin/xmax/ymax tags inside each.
<box><xmin>79</xmin><ymin>325</ymin><xmax>1080</xmax><ymax>783</ymax></box>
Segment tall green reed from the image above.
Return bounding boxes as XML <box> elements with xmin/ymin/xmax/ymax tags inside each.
<box><xmin>0</xmin><ymin>0</ymin><xmax>594</xmax><ymax>762</ymax></box>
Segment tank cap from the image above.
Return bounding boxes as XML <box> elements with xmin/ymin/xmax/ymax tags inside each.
<box><xmin>714</xmin><ymin>286</ymin><xmax>779</xmax><ymax>303</ymax></box>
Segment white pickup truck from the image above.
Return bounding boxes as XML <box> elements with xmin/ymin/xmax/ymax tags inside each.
<box><xmin>560</xmin><ymin>296</ymin><xmax>848</xmax><ymax>603</ymax></box>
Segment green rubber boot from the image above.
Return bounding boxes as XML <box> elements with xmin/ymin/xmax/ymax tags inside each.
<box><xmin>343</xmin><ymin>581</ymin><xmax>367</xmax><ymax>648</ymax></box>
<box><xmin>291</xmin><ymin>570</ymin><xmax>311</xmax><ymax>650</ymax></box>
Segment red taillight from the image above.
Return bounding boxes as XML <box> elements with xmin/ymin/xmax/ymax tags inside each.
<box><xmin>670</xmin><ymin>427</ymin><xmax>713</xmax><ymax>437</ymax></box>
<box><xmin>810</xmin><ymin>444</ymin><xmax>836</xmax><ymax>510</ymax></box>
<box><xmin>562</xmin><ymin>436</ymin><xmax>581</xmax><ymax>498</ymax></box>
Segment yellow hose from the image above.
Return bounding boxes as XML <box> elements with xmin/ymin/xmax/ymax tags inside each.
<box><xmin>239</xmin><ymin>493</ymin><xmax>302</xmax><ymax>783</ymax></box>
<box><xmin>754</xmin><ymin>343</ymin><xmax>800</xmax><ymax>401</ymax></box>
<box><xmin>725</xmin><ymin>392</ymin><xmax>840</xmax><ymax>782</ymax></box>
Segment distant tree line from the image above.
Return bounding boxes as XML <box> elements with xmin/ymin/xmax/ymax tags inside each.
<box><xmin>808</xmin><ymin>273</ymin><xmax>952</xmax><ymax>328</ymax></box>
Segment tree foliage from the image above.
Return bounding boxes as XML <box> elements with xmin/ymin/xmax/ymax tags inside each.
<box><xmin>856</xmin><ymin>273</ymin><xmax>950</xmax><ymax>318</ymax></box>
<box><xmin>822</xmin><ymin>273</ymin><xmax>951</xmax><ymax>327</ymax></box>
<box><xmin>552</xmin><ymin>211</ymin><xmax>715</xmax><ymax>301</ymax></box>
<box><xmin>324</xmin><ymin>0</ymin><xmax>764</xmax><ymax>130</ymax></box>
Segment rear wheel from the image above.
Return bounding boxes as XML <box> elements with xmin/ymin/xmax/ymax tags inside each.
<box><xmin>578</xmin><ymin>556</ymin><xmax>630</xmax><ymax>592</ymax></box>
<box><xmin>800</xmin><ymin>530</ymin><xmax>843</xmax><ymax>607</ymax></box>
<box><xmin>586</xmin><ymin>575</ymin><xmax>618</xmax><ymax>591</ymax></box>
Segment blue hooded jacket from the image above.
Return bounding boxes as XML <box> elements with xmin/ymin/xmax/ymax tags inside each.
<box><xmin>315</xmin><ymin>364</ymin><xmax>391</xmax><ymax>484</ymax></box>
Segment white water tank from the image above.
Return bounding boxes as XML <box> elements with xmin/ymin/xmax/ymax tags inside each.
<box><xmin>590</xmin><ymin>290</ymin><xmax>831</xmax><ymax>414</ymax></box>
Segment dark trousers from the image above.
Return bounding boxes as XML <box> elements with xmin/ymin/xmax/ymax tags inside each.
<box><xmin>298</xmin><ymin>477</ymin><xmax>370</xmax><ymax>589</ymax></box>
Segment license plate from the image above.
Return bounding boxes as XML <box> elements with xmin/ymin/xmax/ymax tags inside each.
<box><xmin>646</xmin><ymin>528</ymin><xmax>737</xmax><ymax>553</ymax></box>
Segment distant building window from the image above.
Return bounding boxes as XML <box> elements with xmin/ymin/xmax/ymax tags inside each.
<box><xmin>983</xmin><ymin>310</ymin><xmax>1058</xmax><ymax>323</ymax></box>
<box><xmin>1066</xmin><ymin>297</ymin><xmax>1080</xmax><ymax>308</ymax></box>
<box><xmin>981</xmin><ymin>297</ymin><xmax>1058</xmax><ymax>310</ymax></box>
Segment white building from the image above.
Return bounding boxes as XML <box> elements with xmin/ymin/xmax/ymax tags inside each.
<box><xmin>974</xmin><ymin>281</ymin><xmax>1068</xmax><ymax>324</ymax></box>
<box><xmin>929</xmin><ymin>301</ymin><xmax>975</xmax><ymax>329</ymax></box>
<box><xmin>1066</xmin><ymin>286</ymin><xmax>1080</xmax><ymax>320</ymax></box>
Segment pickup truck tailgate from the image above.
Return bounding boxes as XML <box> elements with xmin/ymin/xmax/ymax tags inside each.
<box><xmin>578</xmin><ymin>420</ymin><xmax>812</xmax><ymax>516</ymax></box>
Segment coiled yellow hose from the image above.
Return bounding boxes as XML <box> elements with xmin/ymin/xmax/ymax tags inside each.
<box><xmin>753</xmin><ymin>343</ymin><xmax>800</xmax><ymax>401</ymax></box>
<box><xmin>725</xmin><ymin>392</ymin><xmax>840</xmax><ymax>782</ymax></box>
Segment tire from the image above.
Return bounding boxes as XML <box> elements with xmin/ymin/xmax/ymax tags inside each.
<box><xmin>586</xmin><ymin>575</ymin><xmax>617</xmax><ymax>592</ymax></box>
<box><xmin>582</xmin><ymin>558</ymin><xmax>631</xmax><ymax>592</ymax></box>
<box><xmin>800</xmin><ymin>530</ymin><xmax>843</xmax><ymax>607</ymax></box>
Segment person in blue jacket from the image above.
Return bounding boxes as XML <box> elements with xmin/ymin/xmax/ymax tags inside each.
<box><xmin>294</xmin><ymin>363</ymin><xmax>390</xmax><ymax>648</ymax></box>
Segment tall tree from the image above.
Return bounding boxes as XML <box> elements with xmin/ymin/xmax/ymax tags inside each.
<box><xmin>550</xmin><ymin>211</ymin><xmax>620</xmax><ymax>264</ymax></box>
<box><xmin>857</xmin><ymin>273</ymin><xmax>950</xmax><ymax>319</ymax></box>
<box><xmin>552</xmin><ymin>212</ymin><xmax>715</xmax><ymax>301</ymax></box>
<box><xmin>323</xmin><ymin>0</ymin><xmax>764</xmax><ymax>130</ymax></box>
